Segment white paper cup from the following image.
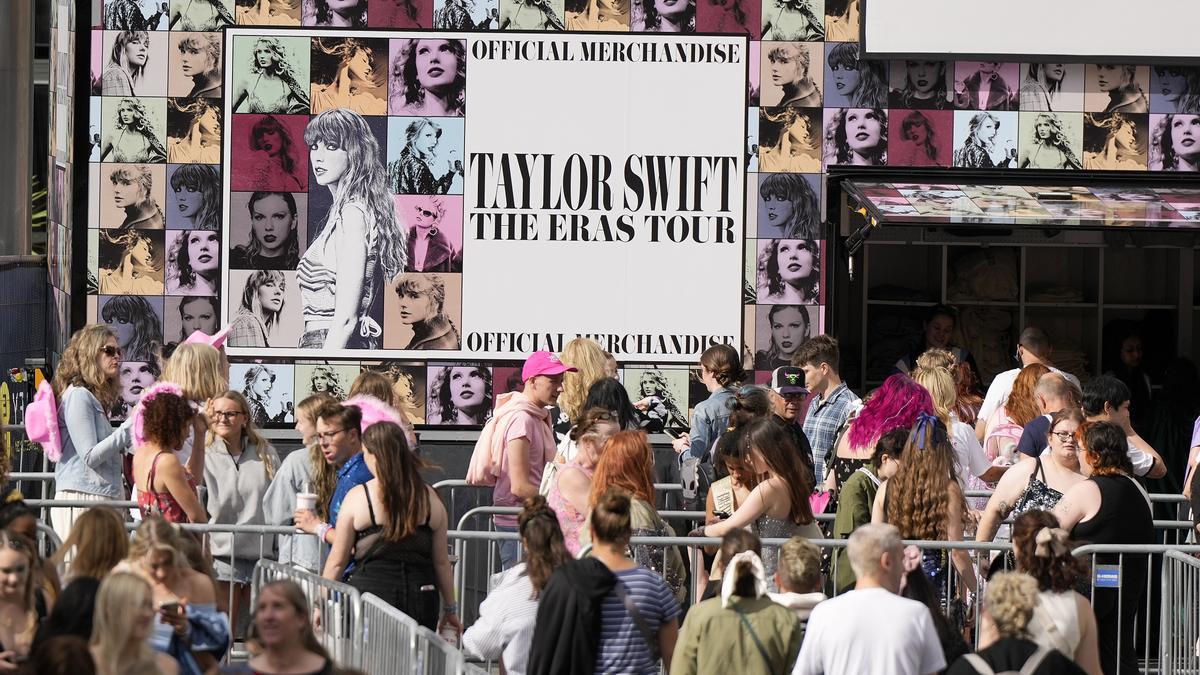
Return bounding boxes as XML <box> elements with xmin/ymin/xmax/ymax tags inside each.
<box><xmin>296</xmin><ymin>492</ymin><xmax>317</xmax><ymax>511</ymax></box>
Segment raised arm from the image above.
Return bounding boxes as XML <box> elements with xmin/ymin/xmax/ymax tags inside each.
<box><xmin>703</xmin><ymin>480</ymin><xmax>774</xmax><ymax>537</ymax></box>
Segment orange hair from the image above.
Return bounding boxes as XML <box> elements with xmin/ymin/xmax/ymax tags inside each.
<box><xmin>1005</xmin><ymin>363</ymin><xmax>1051</xmax><ymax>427</ymax></box>
<box><xmin>589</xmin><ymin>430</ymin><xmax>655</xmax><ymax>507</ymax></box>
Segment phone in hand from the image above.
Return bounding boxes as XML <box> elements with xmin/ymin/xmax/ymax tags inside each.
<box><xmin>712</xmin><ymin>511</ymin><xmax>731</xmax><ymax>520</ymax></box>
<box><xmin>160</xmin><ymin>601</ymin><xmax>182</xmax><ymax>614</ymax></box>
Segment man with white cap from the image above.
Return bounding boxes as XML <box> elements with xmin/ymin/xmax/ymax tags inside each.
<box><xmin>493</xmin><ymin>350</ymin><xmax>577</xmax><ymax>568</ymax></box>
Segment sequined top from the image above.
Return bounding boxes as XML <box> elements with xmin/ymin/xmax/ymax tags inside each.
<box><xmin>755</xmin><ymin>516</ymin><xmax>822</xmax><ymax>588</ymax></box>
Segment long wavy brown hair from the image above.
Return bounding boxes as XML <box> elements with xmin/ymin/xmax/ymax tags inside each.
<box><xmin>1005</xmin><ymin>363</ymin><xmax>1051</xmax><ymax>427</ymax></box>
<box><xmin>361</xmin><ymin>422</ymin><xmax>433</xmax><ymax>543</ymax></box>
<box><xmin>744</xmin><ymin>418</ymin><xmax>814</xmax><ymax>525</ymax></box>
<box><xmin>589</xmin><ymin>431</ymin><xmax>655</xmax><ymax>507</ymax></box>
<box><xmin>53</xmin><ymin>324</ymin><xmax>120</xmax><ymax>412</ymax></box>
<box><xmin>884</xmin><ymin>416</ymin><xmax>960</xmax><ymax>540</ymax></box>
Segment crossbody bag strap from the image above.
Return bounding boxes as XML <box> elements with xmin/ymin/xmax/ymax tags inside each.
<box><xmin>1019</xmin><ymin>644</ymin><xmax>1052</xmax><ymax>675</ymax></box>
<box><xmin>614</xmin><ymin>580</ymin><xmax>660</xmax><ymax>661</ymax></box>
<box><xmin>961</xmin><ymin>653</ymin><xmax>995</xmax><ymax>675</ymax></box>
<box><xmin>732</xmin><ymin>604</ymin><xmax>777</xmax><ymax>675</ymax></box>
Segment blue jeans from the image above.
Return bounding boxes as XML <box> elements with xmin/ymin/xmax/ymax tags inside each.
<box><xmin>496</xmin><ymin>524</ymin><xmax>519</xmax><ymax>570</ymax></box>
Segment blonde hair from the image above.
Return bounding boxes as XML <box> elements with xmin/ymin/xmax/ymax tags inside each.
<box><xmin>349</xmin><ymin>370</ymin><xmax>395</xmax><ymax>405</ymax></box>
<box><xmin>91</xmin><ymin>572</ymin><xmax>158</xmax><ymax>675</ymax></box>
<box><xmin>915</xmin><ymin>347</ymin><xmax>955</xmax><ymax>371</ymax></box>
<box><xmin>53</xmin><ymin>324</ymin><xmax>120</xmax><ymax>411</ymax></box>
<box><xmin>161</xmin><ymin>343</ymin><xmax>227</xmax><ymax>402</ymax></box>
<box><xmin>985</xmin><ymin>571</ymin><xmax>1039</xmax><ymax>637</ymax></box>
<box><xmin>558</xmin><ymin>338</ymin><xmax>610</xmax><ymax>422</ymax></box>
<box><xmin>52</xmin><ymin>507</ymin><xmax>128</xmax><ymax>580</ymax></box>
<box><xmin>297</xmin><ymin>393</ymin><xmax>339</xmax><ymax>521</ymax></box>
<box><xmin>911</xmin><ymin>363</ymin><xmax>955</xmax><ymax>424</ymax></box>
<box><xmin>777</xmin><ymin>536</ymin><xmax>822</xmax><ymax>593</ymax></box>
<box><xmin>127</xmin><ymin>516</ymin><xmax>188</xmax><ymax>571</ymax></box>
<box><xmin>207</xmin><ymin>391</ymin><xmax>278</xmax><ymax>480</ymax></box>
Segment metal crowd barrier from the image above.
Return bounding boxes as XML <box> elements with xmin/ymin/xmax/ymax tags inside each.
<box><xmin>253</xmin><ymin>560</ymin><xmax>488</xmax><ymax>675</ymax></box>
<box><xmin>447</xmin><ymin>526</ymin><xmax>1200</xmax><ymax>674</ymax></box>
<box><xmin>252</xmin><ymin>559</ymin><xmax>362</xmax><ymax>669</ymax></box>
<box><xmin>1160</xmin><ymin>550</ymin><xmax>1200</xmax><ymax>674</ymax></box>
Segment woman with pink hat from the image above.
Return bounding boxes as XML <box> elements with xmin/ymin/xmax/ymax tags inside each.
<box><xmin>44</xmin><ymin>325</ymin><xmax>139</xmax><ymax>544</ymax></box>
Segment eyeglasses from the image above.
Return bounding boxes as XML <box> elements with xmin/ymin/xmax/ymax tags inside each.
<box><xmin>1050</xmin><ymin>430</ymin><xmax>1076</xmax><ymax>442</ymax></box>
<box><xmin>414</xmin><ymin>206</ymin><xmax>437</xmax><ymax>219</ymax></box>
<box><xmin>100</xmin><ymin>346</ymin><xmax>123</xmax><ymax>358</ymax></box>
<box><xmin>317</xmin><ymin>428</ymin><xmax>347</xmax><ymax>443</ymax></box>
<box><xmin>780</xmin><ymin>392</ymin><xmax>807</xmax><ymax>401</ymax></box>
<box><xmin>212</xmin><ymin>411</ymin><xmax>244</xmax><ymax>421</ymax></box>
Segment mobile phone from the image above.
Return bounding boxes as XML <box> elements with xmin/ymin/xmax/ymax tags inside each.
<box><xmin>713</xmin><ymin>511</ymin><xmax>731</xmax><ymax>520</ymax></box>
<box><xmin>160</xmin><ymin>601</ymin><xmax>182</xmax><ymax>614</ymax></box>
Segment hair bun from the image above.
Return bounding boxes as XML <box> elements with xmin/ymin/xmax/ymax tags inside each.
<box><xmin>598</xmin><ymin>487</ymin><xmax>631</xmax><ymax>515</ymax></box>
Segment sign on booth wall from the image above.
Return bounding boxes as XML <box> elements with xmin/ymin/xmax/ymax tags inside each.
<box><xmin>221</xmin><ymin>29</ymin><xmax>748</xmax><ymax>363</ymax></box>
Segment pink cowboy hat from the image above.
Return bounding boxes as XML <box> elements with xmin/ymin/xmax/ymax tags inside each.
<box><xmin>23</xmin><ymin>382</ymin><xmax>62</xmax><ymax>461</ymax></box>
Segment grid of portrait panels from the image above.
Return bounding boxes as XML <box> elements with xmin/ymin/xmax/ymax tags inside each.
<box><xmin>221</xmin><ymin>33</ymin><xmax>466</xmax><ymax>355</ymax></box>
<box><xmin>83</xmin><ymin>0</ymin><xmax>1200</xmax><ymax>427</ymax></box>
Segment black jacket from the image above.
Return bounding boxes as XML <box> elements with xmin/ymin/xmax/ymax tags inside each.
<box><xmin>527</xmin><ymin>557</ymin><xmax>617</xmax><ymax>675</ymax></box>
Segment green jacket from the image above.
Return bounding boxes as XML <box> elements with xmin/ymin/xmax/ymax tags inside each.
<box><xmin>832</xmin><ymin>465</ymin><xmax>880</xmax><ymax>593</ymax></box>
<box><xmin>670</xmin><ymin>596</ymin><xmax>801</xmax><ymax>675</ymax></box>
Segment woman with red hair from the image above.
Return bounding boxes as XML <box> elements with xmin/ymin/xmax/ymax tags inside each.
<box><xmin>582</xmin><ymin>430</ymin><xmax>685</xmax><ymax>601</ymax></box>
<box><xmin>821</xmin><ymin>373</ymin><xmax>935</xmax><ymax>494</ymax></box>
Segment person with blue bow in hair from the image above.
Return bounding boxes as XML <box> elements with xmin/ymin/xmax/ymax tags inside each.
<box><xmin>871</xmin><ymin>411</ymin><xmax>978</xmax><ymax>606</ymax></box>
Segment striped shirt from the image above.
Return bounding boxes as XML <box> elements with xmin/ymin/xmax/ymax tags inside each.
<box><xmin>596</xmin><ymin>567</ymin><xmax>681</xmax><ymax>675</ymax></box>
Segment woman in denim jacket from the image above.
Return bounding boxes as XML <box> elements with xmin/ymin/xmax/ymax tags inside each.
<box><xmin>52</xmin><ymin>325</ymin><xmax>136</xmax><ymax>544</ymax></box>
<box><xmin>673</xmin><ymin>345</ymin><xmax>747</xmax><ymax>509</ymax></box>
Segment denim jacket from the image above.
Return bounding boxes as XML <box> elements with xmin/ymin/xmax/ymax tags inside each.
<box><xmin>54</xmin><ymin>386</ymin><xmax>133</xmax><ymax>498</ymax></box>
<box><xmin>684</xmin><ymin>388</ymin><xmax>735</xmax><ymax>461</ymax></box>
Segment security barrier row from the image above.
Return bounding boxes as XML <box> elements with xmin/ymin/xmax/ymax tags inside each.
<box><xmin>253</xmin><ymin>559</ymin><xmax>490</xmax><ymax>675</ymax></box>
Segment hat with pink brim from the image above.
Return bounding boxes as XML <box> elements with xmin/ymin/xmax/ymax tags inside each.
<box><xmin>184</xmin><ymin>325</ymin><xmax>231</xmax><ymax>350</ymax></box>
<box><xmin>23</xmin><ymin>382</ymin><xmax>61</xmax><ymax>462</ymax></box>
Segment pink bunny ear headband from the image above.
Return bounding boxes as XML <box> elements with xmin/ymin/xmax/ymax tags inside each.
<box><xmin>345</xmin><ymin>394</ymin><xmax>418</xmax><ymax>448</ymax></box>
<box><xmin>132</xmin><ymin>381</ymin><xmax>190</xmax><ymax>447</ymax></box>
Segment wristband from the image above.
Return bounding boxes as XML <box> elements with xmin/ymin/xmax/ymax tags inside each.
<box><xmin>316</xmin><ymin>522</ymin><xmax>332</xmax><ymax>544</ymax></box>
<box><xmin>442</xmin><ymin>601</ymin><xmax>459</xmax><ymax>615</ymax></box>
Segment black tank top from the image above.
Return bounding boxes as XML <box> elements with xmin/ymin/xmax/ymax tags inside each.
<box><xmin>1071</xmin><ymin>474</ymin><xmax>1153</xmax><ymax>548</ymax></box>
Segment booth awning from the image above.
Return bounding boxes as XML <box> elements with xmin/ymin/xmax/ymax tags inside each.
<box><xmin>841</xmin><ymin>181</ymin><xmax>1200</xmax><ymax>232</ymax></box>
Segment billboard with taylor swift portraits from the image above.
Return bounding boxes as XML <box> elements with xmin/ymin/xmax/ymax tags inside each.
<box><xmin>220</xmin><ymin>28</ymin><xmax>749</xmax><ymax>363</ymax></box>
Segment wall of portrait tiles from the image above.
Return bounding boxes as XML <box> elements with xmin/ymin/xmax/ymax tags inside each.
<box><xmin>79</xmin><ymin>0</ymin><xmax>1200</xmax><ymax>429</ymax></box>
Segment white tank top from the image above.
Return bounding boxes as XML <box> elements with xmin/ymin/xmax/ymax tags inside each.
<box><xmin>1028</xmin><ymin>590</ymin><xmax>1081</xmax><ymax>657</ymax></box>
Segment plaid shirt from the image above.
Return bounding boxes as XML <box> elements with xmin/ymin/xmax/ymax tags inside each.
<box><xmin>802</xmin><ymin>383</ymin><xmax>861</xmax><ymax>483</ymax></box>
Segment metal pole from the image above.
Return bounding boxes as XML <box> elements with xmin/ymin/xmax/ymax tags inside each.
<box><xmin>0</xmin><ymin>0</ymin><xmax>32</xmax><ymax>256</ymax></box>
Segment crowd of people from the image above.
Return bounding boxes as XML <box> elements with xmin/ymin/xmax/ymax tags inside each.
<box><xmin>10</xmin><ymin>322</ymin><xmax>1196</xmax><ymax>673</ymax></box>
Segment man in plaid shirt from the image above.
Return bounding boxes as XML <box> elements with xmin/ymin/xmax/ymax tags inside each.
<box><xmin>797</xmin><ymin>335</ymin><xmax>860</xmax><ymax>484</ymax></box>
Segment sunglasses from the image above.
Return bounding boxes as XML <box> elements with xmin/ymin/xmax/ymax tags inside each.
<box><xmin>100</xmin><ymin>346</ymin><xmax>123</xmax><ymax>358</ymax></box>
<box><xmin>414</xmin><ymin>206</ymin><xmax>437</xmax><ymax>219</ymax></box>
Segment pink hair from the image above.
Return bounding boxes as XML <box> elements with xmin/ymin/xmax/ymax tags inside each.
<box><xmin>846</xmin><ymin>373</ymin><xmax>934</xmax><ymax>449</ymax></box>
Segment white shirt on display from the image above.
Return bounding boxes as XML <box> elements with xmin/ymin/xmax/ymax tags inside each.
<box><xmin>792</xmin><ymin>587</ymin><xmax>946</xmax><ymax>675</ymax></box>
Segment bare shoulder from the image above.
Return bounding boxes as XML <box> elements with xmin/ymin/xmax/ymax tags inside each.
<box><xmin>187</xmin><ymin>569</ymin><xmax>217</xmax><ymax>604</ymax></box>
<box><xmin>156</xmin><ymin>651</ymin><xmax>180</xmax><ymax>675</ymax></box>
<box><xmin>426</xmin><ymin>485</ymin><xmax>448</xmax><ymax>527</ymax></box>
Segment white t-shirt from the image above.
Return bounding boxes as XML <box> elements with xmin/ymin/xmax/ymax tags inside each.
<box><xmin>950</xmin><ymin>417</ymin><xmax>993</xmax><ymax>486</ymax></box>
<box><xmin>792</xmin><ymin>587</ymin><xmax>946</xmax><ymax>675</ymax></box>
<box><xmin>978</xmin><ymin>366</ymin><xmax>1080</xmax><ymax>424</ymax></box>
